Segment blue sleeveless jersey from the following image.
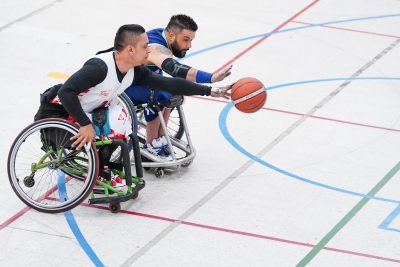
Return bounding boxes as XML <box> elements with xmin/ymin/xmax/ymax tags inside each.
<box><xmin>124</xmin><ymin>27</ymin><xmax>172</xmax><ymax>121</ymax></box>
<box><xmin>145</xmin><ymin>28</ymin><xmax>167</xmax><ymax>75</ymax></box>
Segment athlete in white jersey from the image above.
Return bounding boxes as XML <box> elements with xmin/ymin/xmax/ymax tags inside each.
<box><xmin>34</xmin><ymin>24</ymin><xmax>232</xmax><ymax>151</ymax></box>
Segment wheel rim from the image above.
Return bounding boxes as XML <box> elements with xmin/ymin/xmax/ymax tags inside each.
<box><xmin>8</xmin><ymin>121</ymin><xmax>96</xmax><ymax>211</ymax></box>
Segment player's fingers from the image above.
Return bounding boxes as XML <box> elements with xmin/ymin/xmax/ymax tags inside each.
<box><xmin>70</xmin><ymin>134</ymin><xmax>79</xmax><ymax>140</ymax></box>
<box><xmin>76</xmin><ymin>141</ymin><xmax>86</xmax><ymax>150</ymax></box>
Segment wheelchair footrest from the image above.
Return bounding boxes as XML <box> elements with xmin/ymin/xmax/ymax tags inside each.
<box><xmin>88</xmin><ymin>180</ymin><xmax>145</xmax><ymax>205</ymax></box>
<box><xmin>88</xmin><ymin>194</ymin><xmax>133</xmax><ymax>204</ymax></box>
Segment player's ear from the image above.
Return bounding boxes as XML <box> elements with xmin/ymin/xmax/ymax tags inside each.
<box><xmin>127</xmin><ymin>44</ymin><xmax>135</xmax><ymax>54</ymax></box>
<box><xmin>167</xmin><ymin>30</ymin><xmax>175</xmax><ymax>42</ymax></box>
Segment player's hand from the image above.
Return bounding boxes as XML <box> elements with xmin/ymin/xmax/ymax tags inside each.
<box><xmin>210</xmin><ymin>85</ymin><xmax>232</xmax><ymax>100</ymax></box>
<box><xmin>70</xmin><ymin>124</ymin><xmax>96</xmax><ymax>150</ymax></box>
<box><xmin>211</xmin><ymin>65</ymin><xmax>232</xmax><ymax>83</ymax></box>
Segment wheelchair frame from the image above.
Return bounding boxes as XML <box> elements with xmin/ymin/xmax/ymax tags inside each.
<box><xmin>115</xmin><ymin>93</ymin><xmax>197</xmax><ymax>178</ymax></box>
<box><xmin>7</xmin><ymin>118</ymin><xmax>145</xmax><ymax>214</ymax></box>
<box><xmin>135</xmin><ymin>103</ymin><xmax>196</xmax><ymax>178</ymax></box>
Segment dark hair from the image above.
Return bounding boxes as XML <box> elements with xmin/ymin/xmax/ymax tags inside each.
<box><xmin>114</xmin><ymin>24</ymin><xmax>146</xmax><ymax>51</ymax></box>
<box><xmin>166</xmin><ymin>14</ymin><xmax>198</xmax><ymax>33</ymax></box>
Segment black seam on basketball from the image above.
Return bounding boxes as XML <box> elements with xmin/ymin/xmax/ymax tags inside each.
<box><xmin>232</xmin><ymin>87</ymin><xmax>266</xmax><ymax>105</ymax></box>
<box><xmin>232</xmin><ymin>82</ymin><xmax>262</xmax><ymax>93</ymax></box>
<box><xmin>238</xmin><ymin>94</ymin><xmax>266</xmax><ymax>111</ymax></box>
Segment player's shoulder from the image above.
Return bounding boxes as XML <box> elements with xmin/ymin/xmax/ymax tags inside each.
<box><xmin>146</xmin><ymin>28</ymin><xmax>164</xmax><ymax>35</ymax></box>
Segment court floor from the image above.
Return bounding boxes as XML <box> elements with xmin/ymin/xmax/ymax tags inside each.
<box><xmin>0</xmin><ymin>0</ymin><xmax>400</xmax><ymax>266</ymax></box>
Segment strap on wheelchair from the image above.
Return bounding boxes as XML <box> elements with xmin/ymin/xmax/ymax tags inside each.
<box><xmin>166</xmin><ymin>95</ymin><xmax>184</xmax><ymax>108</ymax></box>
<box><xmin>92</xmin><ymin>106</ymin><xmax>111</xmax><ymax>144</ymax></box>
<box><xmin>150</xmin><ymin>89</ymin><xmax>155</xmax><ymax>102</ymax></box>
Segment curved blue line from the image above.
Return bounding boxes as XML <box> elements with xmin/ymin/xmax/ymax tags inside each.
<box><xmin>60</xmin><ymin>13</ymin><xmax>400</xmax><ymax>263</ymax></box>
<box><xmin>57</xmin><ymin>171</ymin><xmax>105</xmax><ymax>267</ymax></box>
<box><xmin>265</xmin><ymin>77</ymin><xmax>400</xmax><ymax>90</ymax></box>
<box><xmin>182</xmin><ymin>13</ymin><xmax>400</xmax><ymax>60</ymax></box>
<box><xmin>219</xmin><ymin>77</ymin><xmax>400</xmax><ymax>204</ymax></box>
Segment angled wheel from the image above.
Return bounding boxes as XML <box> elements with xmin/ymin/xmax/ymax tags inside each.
<box><xmin>109</xmin><ymin>203</ymin><xmax>121</xmax><ymax>213</ymax></box>
<box><xmin>109</xmin><ymin>92</ymin><xmax>137</xmax><ymax>163</ymax></box>
<box><xmin>154</xmin><ymin>168</ymin><xmax>164</xmax><ymax>178</ymax></box>
<box><xmin>136</xmin><ymin>106</ymin><xmax>184</xmax><ymax>143</ymax></box>
<box><xmin>7</xmin><ymin>119</ymin><xmax>99</xmax><ymax>213</ymax></box>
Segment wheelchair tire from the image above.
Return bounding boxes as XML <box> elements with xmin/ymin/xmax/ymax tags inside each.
<box><xmin>111</xmin><ymin>92</ymin><xmax>138</xmax><ymax>135</ymax></box>
<box><xmin>109</xmin><ymin>92</ymin><xmax>138</xmax><ymax>163</ymax></box>
<box><xmin>116</xmin><ymin>92</ymin><xmax>185</xmax><ymax>142</ymax></box>
<box><xmin>7</xmin><ymin>118</ymin><xmax>99</xmax><ymax>213</ymax></box>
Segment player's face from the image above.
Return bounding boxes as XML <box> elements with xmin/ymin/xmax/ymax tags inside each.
<box><xmin>170</xmin><ymin>29</ymin><xmax>196</xmax><ymax>58</ymax></box>
<box><xmin>131</xmin><ymin>33</ymin><xmax>150</xmax><ymax>66</ymax></box>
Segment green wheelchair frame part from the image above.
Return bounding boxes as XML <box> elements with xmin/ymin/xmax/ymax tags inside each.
<box><xmin>30</xmin><ymin>146</ymin><xmax>88</xmax><ymax>176</ymax></box>
<box><xmin>30</xmin><ymin>140</ymin><xmax>142</xmax><ymax>199</ymax></box>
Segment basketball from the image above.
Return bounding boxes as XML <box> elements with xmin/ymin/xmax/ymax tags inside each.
<box><xmin>231</xmin><ymin>77</ymin><xmax>267</xmax><ymax>113</ymax></box>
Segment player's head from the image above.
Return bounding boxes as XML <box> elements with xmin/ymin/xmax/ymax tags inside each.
<box><xmin>114</xmin><ymin>24</ymin><xmax>150</xmax><ymax>66</ymax></box>
<box><xmin>165</xmin><ymin>14</ymin><xmax>198</xmax><ymax>58</ymax></box>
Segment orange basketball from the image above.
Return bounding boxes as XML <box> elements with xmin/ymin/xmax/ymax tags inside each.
<box><xmin>231</xmin><ymin>77</ymin><xmax>267</xmax><ymax>113</ymax></box>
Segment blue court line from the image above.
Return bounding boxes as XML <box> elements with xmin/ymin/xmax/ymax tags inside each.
<box><xmin>57</xmin><ymin>170</ymin><xmax>105</xmax><ymax>267</ymax></box>
<box><xmin>265</xmin><ymin>77</ymin><xmax>400</xmax><ymax>91</ymax></box>
<box><xmin>379</xmin><ymin>204</ymin><xmax>400</xmax><ymax>233</ymax></box>
<box><xmin>219</xmin><ymin>77</ymin><xmax>400</xmax><ymax>204</ymax></box>
<box><xmin>60</xmin><ymin>13</ymin><xmax>400</xmax><ymax>264</ymax></box>
<box><xmin>182</xmin><ymin>13</ymin><xmax>400</xmax><ymax>60</ymax></box>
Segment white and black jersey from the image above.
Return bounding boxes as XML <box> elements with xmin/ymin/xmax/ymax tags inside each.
<box><xmin>54</xmin><ymin>51</ymin><xmax>212</xmax><ymax>127</ymax></box>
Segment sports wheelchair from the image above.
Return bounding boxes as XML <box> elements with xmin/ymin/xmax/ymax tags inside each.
<box><xmin>7</xmin><ymin>118</ymin><xmax>145</xmax><ymax>214</ymax></box>
<box><xmin>112</xmin><ymin>92</ymin><xmax>196</xmax><ymax>178</ymax></box>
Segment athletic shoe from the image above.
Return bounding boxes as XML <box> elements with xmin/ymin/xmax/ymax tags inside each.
<box><xmin>93</xmin><ymin>173</ymin><xmax>125</xmax><ymax>193</ymax></box>
<box><xmin>159</xmin><ymin>135</ymin><xmax>171</xmax><ymax>156</ymax></box>
<box><xmin>146</xmin><ymin>137</ymin><xmax>166</xmax><ymax>156</ymax></box>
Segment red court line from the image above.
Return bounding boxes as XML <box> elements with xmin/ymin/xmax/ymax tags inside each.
<box><xmin>189</xmin><ymin>96</ymin><xmax>400</xmax><ymax>132</ymax></box>
<box><xmin>72</xmin><ymin>202</ymin><xmax>400</xmax><ymax>264</ymax></box>
<box><xmin>0</xmin><ymin>176</ymin><xmax>73</xmax><ymax>232</ymax></box>
<box><xmin>292</xmin><ymin>21</ymin><xmax>400</xmax><ymax>38</ymax></box>
<box><xmin>213</xmin><ymin>0</ymin><xmax>320</xmax><ymax>73</ymax></box>
<box><xmin>3</xmin><ymin>199</ymin><xmax>399</xmax><ymax>263</ymax></box>
<box><xmin>0</xmin><ymin>206</ymin><xmax>30</xmax><ymax>231</ymax></box>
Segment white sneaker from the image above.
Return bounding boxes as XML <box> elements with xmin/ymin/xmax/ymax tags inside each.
<box><xmin>93</xmin><ymin>171</ymin><xmax>125</xmax><ymax>191</ymax></box>
<box><xmin>159</xmin><ymin>135</ymin><xmax>171</xmax><ymax>156</ymax></box>
<box><xmin>110</xmin><ymin>173</ymin><xmax>126</xmax><ymax>188</ymax></box>
<box><xmin>146</xmin><ymin>137</ymin><xmax>166</xmax><ymax>156</ymax></box>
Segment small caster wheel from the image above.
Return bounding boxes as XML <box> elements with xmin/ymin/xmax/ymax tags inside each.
<box><xmin>154</xmin><ymin>168</ymin><xmax>164</xmax><ymax>178</ymax></box>
<box><xmin>23</xmin><ymin>176</ymin><xmax>35</xmax><ymax>187</ymax></box>
<box><xmin>109</xmin><ymin>203</ymin><xmax>121</xmax><ymax>213</ymax></box>
<box><xmin>132</xmin><ymin>192</ymin><xmax>139</xmax><ymax>199</ymax></box>
<box><xmin>182</xmin><ymin>160</ymin><xmax>192</xmax><ymax>167</ymax></box>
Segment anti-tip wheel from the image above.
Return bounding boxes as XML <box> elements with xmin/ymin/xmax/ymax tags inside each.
<box><xmin>182</xmin><ymin>160</ymin><xmax>192</xmax><ymax>167</ymax></box>
<box><xmin>132</xmin><ymin>192</ymin><xmax>139</xmax><ymax>199</ymax></box>
<box><xmin>154</xmin><ymin>168</ymin><xmax>164</xmax><ymax>178</ymax></box>
<box><xmin>23</xmin><ymin>176</ymin><xmax>35</xmax><ymax>187</ymax></box>
<box><xmin>109</xmin><ymin>203</ymin><xmax>121</xmax><ymax>213</ymax></box>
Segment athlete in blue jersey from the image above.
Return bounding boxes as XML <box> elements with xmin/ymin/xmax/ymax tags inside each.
<box><xmin>124</xmin><ymin>14</ymin><xmax>232</xmax><ymax>159</ymax></box>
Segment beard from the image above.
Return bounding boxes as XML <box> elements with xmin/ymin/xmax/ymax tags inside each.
<box><xmin>170</xmin><ymin>40</ymin><xmax>188</xmax><ymax>58</ymax></box>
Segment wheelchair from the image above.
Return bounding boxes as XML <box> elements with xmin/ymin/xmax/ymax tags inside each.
<box><xmin>112</xmin><ymin>92</ymin><xmax>196</xmax><ymax>178</ymax></box>
<box><xmin>7</xmin><ymin>118</ymin><xmax>145</xmax><ymax>214</ymax></box>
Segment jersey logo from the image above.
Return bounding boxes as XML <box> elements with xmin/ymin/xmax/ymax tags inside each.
<box><xmin>50</xmin><ymin>96</ymin><xmax>61</xmax><ymax>104</ymax></box>
<box><xmin>118</xmin><ymin>114</ymin><xmax>125</xmax><ymax>121</ymax></box>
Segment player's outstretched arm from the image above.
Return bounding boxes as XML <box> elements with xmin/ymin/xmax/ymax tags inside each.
<box><xmin>148</xmin><ymin>45</ymin><xmax>232</xmax><ymax>84</ymax></box>
<box><xmin>132</xmin><ymin>65</ymin><xmax>232</xmax><ymax>99</ymax></box>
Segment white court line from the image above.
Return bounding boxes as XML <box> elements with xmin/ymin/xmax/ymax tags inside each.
<box><xmin>121</xmin><ymin>32</ymin><xmax>400</xmax><ymax>267</ymax></box>
<box><xmin>0</xmin><ymin>0</ymin><xmax>63</xmax><ymax>31</ymax></box>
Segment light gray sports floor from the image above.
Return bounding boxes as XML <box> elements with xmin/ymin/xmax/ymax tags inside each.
<box><xmin>1</xmin><ymin>0</ymin><xmax>400</xmax><ymax>266</ymax></box>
